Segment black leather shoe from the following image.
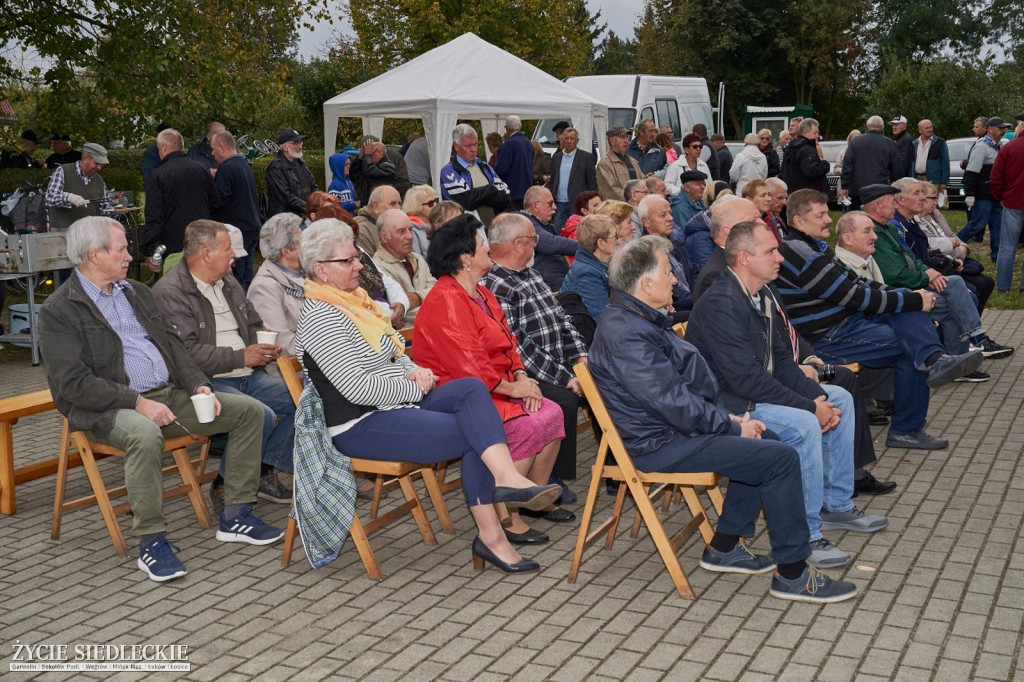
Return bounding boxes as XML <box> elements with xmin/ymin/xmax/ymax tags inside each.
<box><xmin>926</xmin><ymin>350</ymin><xmax>982</xmax><ymax>388</ymax></box>
<box><xmin>876</xmin><ymin>400</ymin><xmax>894</xmax><ymax>416</ymax></box>
<box><xmin>503</xmin><ymin>527</ymin><xmax>549</xmax><ymax>545</ymax></box>
<box><xmin>493</xmin><ymin>484</ymin><xmax>562</xmax><ymax>511</ymax></box>
<box><xmin>471</xmin><ymin>536</ymin><xmax>539</xmax><ymax>573</ymax></box>
<box><xmin>520</xmin><ymin>507</ymin><xmax>577</xmax><ymax>522</ymax></box>
<box><xmin>885</xmin><ymin>429</ymin><xmax>948</xmax><ymax>450</ymax></box>
<box><xmin>866</xmin><ymin>406</ymin><xmax>890</xmax><ymax>426</ymax></box>
<box><xmin>854</xmin><ymin>471</ymin><xmax>897</xmax><ymax>496</ymax></box>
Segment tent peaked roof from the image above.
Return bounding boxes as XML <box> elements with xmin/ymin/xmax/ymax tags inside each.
<box><xmin>323</xmin><ymin>33</ymin><xmax>606</xmax><ymax>114</ymax></box>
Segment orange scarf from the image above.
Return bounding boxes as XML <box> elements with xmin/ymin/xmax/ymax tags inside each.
<box><xmin>303</xmin><ymin>280</ymin><xmax>404</xmax><ymax>356</ymax></box>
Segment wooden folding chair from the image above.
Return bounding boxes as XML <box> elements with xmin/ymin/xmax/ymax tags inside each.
<box><xmin>51</xmin><ymin>419</ymin><xmax>213</xmax><ymax>556</ymax></box>
<box><xmin>277</xmin><ymin>356</ymin><xmax>453</xmax><ymax>577</ymax></box>
<box><xmin>568</xmin><ymin>362</ymin><xmax>725</xmax><ymax>600</ymax></box>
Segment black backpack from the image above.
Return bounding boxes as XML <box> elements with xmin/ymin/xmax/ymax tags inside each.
<box><xmin>5</xmin><ymin>183</ymin><xmax>48</xmax><ymax>233</ymax></box>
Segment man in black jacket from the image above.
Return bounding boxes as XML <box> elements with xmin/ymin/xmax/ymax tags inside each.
<box><xmin>265</xmin><ymin>129</ymin><xmax>317</xmax><ymax>217</ymax></box>
<box><xmin>889</xmin><ymin>115</ymin><xmax>913</xmax><ymax>179</ymax></box>
<box><xmin>840</xmin><ymin>116</ymin><xmax>904</xmax><ymax>209</ymax></box>
<box><xmin>781</xmin><ymin>118</ymin><xmax>830</xmax><ymax>194</ymax></box>
<box><xmin>548</xmin><ymin>127</ymin><xmax>597</xmax><ymax>230</ymax></box>
<box><xmin>142</xmin><ymin>129</ymin><xmax>217</xmax><ymax>269</ymax></box>
<box><xmin>211</xmin><ymin>130</ymin><xmax>261</xmax><ymax>290</ymax></box>
<box><xmin>350</xmin><ymin>134</ymin><xmax>411</xmax><ymax>205</ymax></box>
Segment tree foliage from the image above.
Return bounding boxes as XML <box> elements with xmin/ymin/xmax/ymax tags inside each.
<box><xmin>0</xmin><ymin>0</ymin><xmax>330</xmax><ymax>142</ymax></box>
<box><xmin>344</xmin><ymin>0</ymin><xmax>602</xmax><ymax>80</ymax></box>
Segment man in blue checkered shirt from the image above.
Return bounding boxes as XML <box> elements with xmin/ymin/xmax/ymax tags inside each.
<box><xmin>483</xmin><ymin>212</ymin><xmax>588</xmax><ymax>508</ymax></box>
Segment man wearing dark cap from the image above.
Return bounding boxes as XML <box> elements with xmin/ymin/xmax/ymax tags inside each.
<box><xmin>552</xmin><ymin>121</ymin><xmax>570</xmax><ymax>152</ymax></box>
<box><xmin>44</xmin><ymin>142</ymin><xmax>111</xmax><ymax>232</ymax></box>
<box><xmin>596</xmin><ymin>126</ymin><xmax>643</xmax><ymax>202</ymax></box>
<box><xmin>957</xmin><ymin>116</ymin><xmax>1009</xmax><ymax>254</ymax></box>
<box><xmin>777</xmin><ymin>188</ymin><xmax>981</xmax><ymax>450</ymax></box>
<box><xmin>1</xmin><ymin>129</ymin><xmax>43</xmax><ymax>169</ymax></box>
<box><xmin>45</xmin><ymin>134</ymin><xmax>81</xmax><ymax>168</ymax></box>
<box><xmin>264</xmin><ymin>129</ymin><xmax>318</xmax><ymax>216</ymax></box>
<box><xmin>669</xmin><ymin>169</ymin><xmax>708</xmax><ymax>228</ymax></box>
<box><xmin>990</xmin><ymin>113</ymin><xmax>1024</xmax><ymax>292</ymax></box>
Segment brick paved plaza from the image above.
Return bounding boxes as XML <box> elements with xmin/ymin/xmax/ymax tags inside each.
<box><xmin>2</xmin><ymin>310</ymin><xmax>1024</xmax><ymax>681</ymax></box>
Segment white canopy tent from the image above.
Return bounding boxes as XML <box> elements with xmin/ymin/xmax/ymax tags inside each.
<box><xmin>321</xmin><ymin>33</ymin><xmax>608</xmax><ymax>191</ymax></box>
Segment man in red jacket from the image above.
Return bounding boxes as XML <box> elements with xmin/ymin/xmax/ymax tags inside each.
<box><xmin>990</xmin><ymin>112</ymin><xmax>1024</xmax><ymax>292</ymax></box>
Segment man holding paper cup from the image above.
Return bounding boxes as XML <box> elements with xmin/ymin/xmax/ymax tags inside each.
<box><xmin>40</xmin><ymin>216</ymin><xmax>283</xmax><ymax>583</ymax></box>
<box><xmin>153</xmin><ymin>220</ymin><xmax>296</xmax><ymax>514</ymax></box>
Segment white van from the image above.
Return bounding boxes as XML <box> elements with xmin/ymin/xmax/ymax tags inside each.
<box><xmin>533</xmin><ymin>74</ymin><xmax>715</xmax><ymax>152</ymax></box>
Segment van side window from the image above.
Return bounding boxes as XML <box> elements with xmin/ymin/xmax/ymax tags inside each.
<box><xmin>640</xmin><ymin>106</ymin><xmax>655</xmax><ymax>127</ymax></box>
<box><xmin>655</xmin><ymin>99</ymin><xmax>681</xmax><ymax>139</ymax></box>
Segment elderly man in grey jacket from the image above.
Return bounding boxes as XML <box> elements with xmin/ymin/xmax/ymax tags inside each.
<box><xmin>39</xmin><ymin>216</ymin><xmax>281</xmax><ymax>583</ymax></box>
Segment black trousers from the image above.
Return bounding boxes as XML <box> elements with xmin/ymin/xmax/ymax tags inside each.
<box><xmin>828</xmin><ymin>366</ymin><xmax>876</xmax><ymax>469</ymax></box>
<box><xmin>539</xmin><ymin>380</ymin><xmax>580</xmax><ymax>481</ymax></box>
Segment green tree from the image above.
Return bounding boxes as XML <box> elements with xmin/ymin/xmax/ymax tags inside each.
<box><xmin>871</xmin><ymin>0</ymin><xmax>991</xmax><ymax>66</ymax></box>
<box><xmin>593</xmin><ymin>32</ymin><xmax>639</xmax><ymax>75</ymax></box>
<box><xmin>0</xmin><ymin>0</ymin><xmax>330</xmax><ymax>142</ymax></box>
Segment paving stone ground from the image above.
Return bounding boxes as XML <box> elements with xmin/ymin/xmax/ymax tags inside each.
<box><xmin>2</xmin><ymin>310</ymin><xmax>1024</xmax><ymax>680</ymax></box>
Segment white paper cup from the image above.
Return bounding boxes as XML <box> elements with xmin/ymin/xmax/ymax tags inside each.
<box><xmin>256</xmin><ymin>330</ymin><xmax>278</xmax><ymax>345</ymax></box>
<box><xmin>190</xmin><ymin>393</ymin><xmax>216</xmax><ymax>424</ymax></box>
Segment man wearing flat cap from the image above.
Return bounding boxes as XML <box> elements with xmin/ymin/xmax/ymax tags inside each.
<box><xmin>265</xmin><ymin>129</ymin><xmax>318</xmax><ymax>217</ymax></box>
<box><xmin>957</xmin><ymin>116</ymin><xmax>1009</xmax><ymax>258</ymax></box>
<box><xmin>670</xmin><ymin>169</ymin><xmax>708</xmax><ymax>228</ymax></box>
<box><xmin>45</xmin><ymin>134</ymin><xmax>82</xmax><ymax>168</ymax></box>
<box><xmin>45</xmin><ymin>142</ymin><xmax>112</xmax><ymax>232</ymax></box>
<box><xmin>1</xmin><ymin>129</ymin><xmax>44</xmax><ymax>169</ymax></box>
<box><xmin>597</xmin><ymin>126</ymin><xmax>644</xmax><ymax>203</ymax></box>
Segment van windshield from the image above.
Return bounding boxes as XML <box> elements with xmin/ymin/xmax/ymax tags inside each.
<box><xmin>533</xmin><ymin>109</ymin><xmax>636</xmax><ymax>144</ymax></box>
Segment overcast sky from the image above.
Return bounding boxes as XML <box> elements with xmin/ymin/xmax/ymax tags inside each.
<box><xmin>297</xmin><ymin>0</ymin><xmax>642</xmax><ymax>60</ymax></box>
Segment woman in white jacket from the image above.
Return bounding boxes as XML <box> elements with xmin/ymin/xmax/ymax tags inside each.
<box><xmin>730</xmin><ymin>133</ymin><xmax>769</xmax><ymax>196</ymax></box>
<box><xmin>665</xmin><ymin>133</ymin><xmax>712</xmax><ymax>194</ymax></box>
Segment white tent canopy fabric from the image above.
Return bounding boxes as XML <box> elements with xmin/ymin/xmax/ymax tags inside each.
<box><xmin>321</xmin><ymin>33</ymin><xmax>608</xmax><ymax>191</ymax></box>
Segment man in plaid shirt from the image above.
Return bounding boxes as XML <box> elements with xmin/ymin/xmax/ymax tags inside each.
<box><xmin>483</xmin><ymin>213</ymin><xmax>587</xmax><ymax>507</ymax></box>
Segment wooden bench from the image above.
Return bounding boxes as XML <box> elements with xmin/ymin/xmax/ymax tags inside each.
<box><xmin>0</xmin><ymin>389</ymin><xmax>70</xmax><ymax>514</ymax></box>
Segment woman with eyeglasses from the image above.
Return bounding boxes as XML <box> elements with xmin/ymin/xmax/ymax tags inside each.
<box><xmin>664</xmin><ymin>133</ymin><xmax>712</xmax><ymax>194</ymax></box>
<box><xmin>294</xmin><ymin>218</ymin><xmax>562</xmax><ymax>574</ymax></box>
<box><xmin>402</xmin><ymin>184</ymin><xmax>440</xmax><ymax>257</ymax></box>
<box><xmin>756</xmin><ymin>129</ymin><xmax>782</xmax><ymax>178</ymax></box>
<box><xmin>413</xmin><ymin>214</ymin><xmax>570</xmax><ymax>551</ymax></box>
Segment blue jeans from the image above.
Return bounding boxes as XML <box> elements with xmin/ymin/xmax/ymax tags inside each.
<box><xmin>749</xmin><ymin>385</ymin><xmax>855</xmax><ymax>541</ymax></box>
<box><xmin>996</xmin><ymin>206</ymin><xmax>1024</xmax><ymax>291</ymax></box>
<box><xmin>332</xmin><ymin>378</ymin><xmax>508</xmax><ymax>507</ymax></box>
<box><xmin>634</xmin><ymin>431</ymin><xmax>809</xmax><ymax>565</ymax></box>
<box><xmin>957</xmin><ymin>199</ymin><xmax>1002</xmax><ymax>260</ymax></box>
<box><xmin>231</xmin><ymin>238</ymin><xmax>258</xmax><ymax>292</ymax></box>
<box><xmin>554</xmin><ymin>202</ymin><xmax>571</xmax><ymax>231</ymax></box>
<box><xmin>930</xmin><ymin>275</ymin><xmax>983</xmax><ymax>354</ymax></box>
<box><xmin>213</xmin><ymin>369</ymin><xmax>295</xmax><ymax>473</ymax></box>
<box><xmin>811</xmin><ymin>312</ymin><xmax>938</xmax><ymax>434</ymax></box>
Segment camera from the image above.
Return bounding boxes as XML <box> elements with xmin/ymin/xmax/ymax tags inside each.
<box><xmin>816</xmin><ymin>364</ymin><xmax>836</xmax><ymax>382</ymax></box>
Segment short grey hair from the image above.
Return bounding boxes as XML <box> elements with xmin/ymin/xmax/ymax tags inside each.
<box><xmin>183</xmin><ymin>219</ymin><xmax>227</xmax><ymax>260</ymax></box>
<box><xmin>608</xmin><ymin>235</ymin><xmax>672</xmax><ymax>294</ymax></box>
<box><xmin>488</xmin><ymin>212</ymin><xmax>530</xmax><ymax>245</ymax></box>
<box><xmin>636</xmin><ymin>194</ymin><xmax>667</xmax><ymax>222</ymax></box>
<box><xmin>361</xmin><ymin>134</ymin><xmax>380</xmax><ymax>144</ymax></box>
<box><xmin>866</xmin><ymin>116</ymin><xmax>884</xmax><ymax>131</ymax></box>
<box><xmin>368</xmin><ymin>184</ymin><xmax>398</xmax><ymax>209</ymax></box>
<box><xmin>377</xmin><ymin>208</ymin><xmax>410</xmax><ymax>237</ymax></box>
<box><xmin>157</xmin><ymin>128</ymin><xmax>184</xmax><ymax>150</ymax></box>
<box><xmin>211</xmin><ymin>130</ymin><xmax>236</xmax><ymax>151</ymax></box>
<box><xmin>635</xmin><ymin>119</ymin><xmax>655</xmax><ymax>136</ymax></box>
<box><xmin>724</xmin><ymin>221</ymin><xmax>765</xmax><ymax>267</ymax></box>
<box><xmin>259</xmin><ymin>213</ymin><xmax>303</xmax><ymax>262</ymax></box>
<box><xmin>798</xmin><ymin>118</ymin><xmax>819</xmax><ymax>135</ymax></box>
<box><xmin>562</xmin><ymin>127</ymin><xmax>578</xmax><ymax>138</ymax></box>
<box><xmin>765</xmin><ymin>177</ymin><xmax>788</xmax><ymax>193</ymax></box>
<box><xmin>891</xmin><ymin>177</ymin><xmax>919</xmax><ymax>195</ymax></box>
<box><xmin>452</xmin><ymin>123</ymin><xmax>478</xmax><ymax>143</ymax></box>
<box><xmin>299</xmin><ymin>219</ymin><xmax>355</xmax><ymax>279</ymax></box>
<box><xmin>836</xmin><ymin>210</ymin><xmax>872</xmax><ymax>242</ymax></box>
<box><xmin>505</xmin><ymin>115</ymin><xmax>522</xmax><ymax>131</ymax></box>
<box><xmin>624</xmin><ymin>179</ymin><xmax>646</xmax><ymax>202</ymax></box>
<box><xmin>523</xmin><ymin>184</ymin><xmax>549</xmax><ymax>208</ymax></box>
<box><xmin>67</xmin><ymin>216</ymin><xmax>122</xmax><ymax>266</ymax></box>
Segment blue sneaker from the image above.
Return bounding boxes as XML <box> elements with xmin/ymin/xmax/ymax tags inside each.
<box><xmin>699</xmin><ymin>543</ymin><xmax>776</xmax><ymax>574</ymax></box>
<box><xmin>216</xmin><ymin>506</ymin><xmax>284</xmax><ymax>545</ymax></box>
<box><xmin>138</xmin><ymin>536</ymin><xmax>187</xmax><ymax>582</ymax></box>
<box><xmin>549</xmin><ymin>474</ymin><xmax>577</xmax><ymax>505</ymax></box>
<box><xmin>770</xmin><ymin>566</ymin><xmax>858</xmax><ymax>604</ymax></box>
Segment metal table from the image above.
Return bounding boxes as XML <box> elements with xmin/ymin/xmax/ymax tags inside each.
<box><xmin>0</xmin><ymin>232</ymin><xmax>71</xmax><ymax>365</ymax></box>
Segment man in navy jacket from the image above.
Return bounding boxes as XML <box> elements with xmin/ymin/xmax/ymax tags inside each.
<box><xmin>494</xmin><ymin>115</ymin><xmax>535</xmax><ymax>210</ymax></box>
<box><xmin>211</xmin><ymin>131</ymin><xmax>261</xmax><ymax>290</ymax></box>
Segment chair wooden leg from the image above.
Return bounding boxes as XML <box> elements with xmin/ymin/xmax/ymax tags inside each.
<box><xmin>51</xmin><ymin>420</ymin><xmax>72</xmax><ymax>540</ymax></box>
<box><xmin>568</xmin><ymin>462</ymin><xmax>607</xmax><ymax>584</ymax></box>
<box><xmin>623</xmin><ymin>476</ymin><xmax>696</xmax><ymax>600</ymax></box>
<box><xmin>397</xmin><ymin>475</ymin><xmax>436</xmax><ymax>545</ymax></box>
<box><xmin>170</xmin><ymin>446</ymin><xmax>209</xmax><ymax>528</ymax></box>
<box><xmin>75</xmin><ymin>433</ymin><xmax>128</xmax><ymax>557</ymax></box>
<box><xmin>349</xmin><ymin>514</ymin><xmax>381</xmax><ymax>580</ymax></box>
<box><xmin>370</xmin><ymin>475</ymin><xmax>385</xmax><ymax>519</ymax></box>
<box><xmin>707</xmin><ymin>482</ymin><xmax>725</xmax><ymax>516</ymax></box>
<box><xmin>605</xmin><ymin>477</ymin><xmax>629</xmax><ymax>550</ymax></box>
<box><xmin>419</xmin><ymin>467</ymin><xmax>454</xmax><ymax>534</ymax></box>
<box><xmin>680</xmin><ymin>486</ymin><xmax>715</xmax><ymax>545</ymax></box>
<box><xmin>281</xmin><ymin>514</ymin><xmax>297</xmax><ymax>567</ymax></box>
<box><xmin>631</xmin><ymin>483</ymin><xmax>653</xmax><ymax>538</ymax></box>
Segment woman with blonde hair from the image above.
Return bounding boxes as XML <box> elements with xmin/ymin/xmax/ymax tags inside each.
<box><xmin>593</xmin><ymin>200</ymin><xmax>636</xmax><ymax>241</ymax></box>
<box><xmin>401</xmin><ymin>184</ymin><xmax>439</xmax><ymax>257</ymax></box>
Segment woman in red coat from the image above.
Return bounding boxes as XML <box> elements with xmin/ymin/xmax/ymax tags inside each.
<box><xmin>414</xmin><ymin>215</ymin><xmax>567</xmax><ymax>547</ymax></box>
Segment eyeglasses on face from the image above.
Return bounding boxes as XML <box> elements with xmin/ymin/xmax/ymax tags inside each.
<box><xmin>515</xmin><ymin>234</ymin><xmax>540</xmax><ymax>244</ymax></box>
<box><xmin>689</xmin><ymin>144</ymin><xmax>703</xmax><ymax>149</ymax></box>
<box><xmin>422</xmin><ymin>198</ymin><xmax>440</xmax><ymax>207</ymax></box>
<box><xmin>319</xmin><ymin>256</ymin><xmax>359</xmax><ymax>266</ymax></box>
